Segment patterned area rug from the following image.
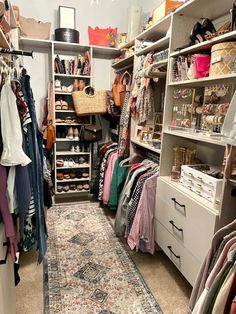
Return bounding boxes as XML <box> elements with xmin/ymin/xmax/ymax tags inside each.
<box><xmin>44</xmin><ymin>202</ymin><xmax>163</xmax><ymax>314</ymax></box>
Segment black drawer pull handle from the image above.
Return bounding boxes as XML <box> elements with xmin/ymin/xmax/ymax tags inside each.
<box><xmin>167</xmin><ymin>246</ymin><xmax>180</xmax><ymax>259</ymax></box>
<box><xmin>0</xmin><ymin>242</ymin><xmax>9</xmax><ymax>265</ymax></box>
<box><xmin>169</xmin><ymin>220</ymin><xmax>183</xmax><ymax>232</ymax></box>
<box><xmin>171</xmin><ymin>198</ymin><xmax>185</xmax><ymax>209</ymax></box>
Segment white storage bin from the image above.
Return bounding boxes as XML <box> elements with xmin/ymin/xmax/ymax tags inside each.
<box><xmin>180</xmin><ymin>165</ymin><xmax>223</xmax><ymax>206</ymax></box>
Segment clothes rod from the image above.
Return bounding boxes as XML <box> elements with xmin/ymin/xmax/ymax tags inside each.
<box><xmin>0</xmin><ymin>48</ymin><xmax>33</xmax><ymax>58</ymax></box>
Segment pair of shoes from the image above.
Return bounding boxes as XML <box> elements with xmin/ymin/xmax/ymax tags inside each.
<box><xmin>190</xmin><ymin>19</ymin><xmax>216</xmax><ymax>45</ymax></box>
<box><xmin>56</xmin><ymin>159</ymin><xmax>64</xmax><ymax>167</ymax></box>
<box><xmin>70</xmin><ymin>145</ymin><xmax>81</xmax><ymax>152</ymax></box>
<box><xmin>65</xmin><ymin>116</ymin><xmax>77</xmax><ymax>124</ymax></box>
<box><xmin>73</xmin><ymin>79</ymin><xmax>85</xmax><ymax>91</ymax></box>
<box><xmin>66</xmin><ymin>127</ymin><xmax>80</xmax><ymax>140</ymax></box>
<box><xmin>76</xmin><ymin>184</ymin><xmax>89</xmax><ymax>191</ymax></box>
<box><xmin>57</xmin><ymin>185</ymin><xmax>63</xmax><ymax>193</ymax></box>
<box><xmin>82</xmin><ymin>172</ymin><xmax>89</xmax><ymax>178</ymax></box>
<box><xmin>64</xmin><ymin>158</ymin><xmax>76</xmax><ymax>168</ymax></box>
<box><xmin>55</xmin><ymin>99</ymin><xmax>69</xmax><ymax>110</ymax></box>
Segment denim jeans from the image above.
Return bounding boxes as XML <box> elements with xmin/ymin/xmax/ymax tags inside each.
<box><xmin>21</xmin><ymin>74</ymin><xmax>47</xmax><ymax>263</ymax></box>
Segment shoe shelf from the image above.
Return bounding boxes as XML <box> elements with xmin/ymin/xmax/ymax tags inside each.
<box><xmin>55</xmin><ymin>189</ymin><xmax>89</xmax><ymax>195</ymax></box>
<box><xmin>163</xmin><ymin>130</ymin><xmax>225</xmax><ymax>146</ymax></box>
<box><xmin>131</xmin><ymin>139</ymin><xmax>161</xmax><ymax>154</ymax></box>
<box><xmin>57</xmin><ymin>165</ymin><xmax>90</xmax><ymax>170</ymax></box>
<box><xmin>55</xmin><ymin>91</ymin><xmax>72</xmax><ymax>95</ymax></box>
<box><xmin>170</xmin><ymin>30</ymin><xmax>236</xmax><ymax>57</ymax></box>
<box><xmin>135</xmin><ymin>36</ymin><xmax>170</xmax><ymax>57</ymax></box>
<box><xmin>54</xmin><ymin>73</ymin><xmax>91</xmax><ymax>79</ymax></box>
<box><xmin>55</xmin><ymin>110</ymin><xmax>75</xmax><ymax>113</ymax></box>
<box><xmin>56</xmin><ymin>151</ymin><xmax>90</xmax><ymax>156</ymax></box>
<box><xmin>169</xmin><ymin>73</ymin><xmax>236</xmax><ymax>87</ymax></box>
<box><xmin>56</xmin><ymin>178</ymin><xmax>91</xmax><ymax>183</ymax></box>
<box><xmin>136</xmin><ymin>14</ymin><xmax>172</xmax><ymax>41</ymax></box>
<box><xmin>55</xmin><ymin>123</ymin><xmax>85</xmax><ymax>126</ymax></box>
<box><xmin>56</xmin><ymin>138</ymin><xmax>80</xmax><ymax>142</ymax></box>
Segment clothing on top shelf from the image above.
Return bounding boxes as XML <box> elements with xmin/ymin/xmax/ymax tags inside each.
<box><xmin>190</xmin><ymin>219</ymin><xmax>236</xmax><ymax>314</ymax></box>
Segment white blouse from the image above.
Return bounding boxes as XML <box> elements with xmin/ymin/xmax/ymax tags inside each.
<box><xmin>0</xmin><ymin>83</ymin><xmax>31</xmax><ymax>167</ymax></box>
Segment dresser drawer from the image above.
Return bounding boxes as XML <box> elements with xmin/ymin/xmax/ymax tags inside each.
<box><xmin>155</xmin><ymin>219</ymin><xmax>201</xmax><ymax>286</ymax></box>
<box><xmin>155</xmin><ymin>177</ymin><xmax>218</xmax><ymax>262</ymax></box>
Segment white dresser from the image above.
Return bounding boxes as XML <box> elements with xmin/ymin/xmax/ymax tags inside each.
<box><xmin>155</xmin><ymin>177</ymin><xmax>219</xmax><ymax>286</ymax></box>
<box><xmin>0</xmin><ymin>224</ymin><xmax>15</xmax><ymax>314</ymax></box>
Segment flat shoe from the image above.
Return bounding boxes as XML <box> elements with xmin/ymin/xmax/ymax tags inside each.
<box><xmin>83</xmin><ymin>184</ymin><xmax>90</xmax><ymax>191</ymax></box>
<box><xmin>77</xmin><ymin>184</ymin><xmax>83</xmax><ymax>191</ymax></box>
<box><xmin>56</xmin><ymin>159</ymin><xmax>64</xmax><ymax>167</ymax></box>
<box><xmin>55</xmin><ymin>100</ymin><xmax>62</xmax><ymax>110</ymax></box>
<box><xmin>69</xmin><ymin>184</ymin><xmax>76</xmax><ymax>190</ymax></box>
<box><xmin>69</xmin><ymin>172</ymin><xmax>76</xmax><ymax>179</ymax></box>
<box><xmin>57</xmin><ymin>185</ymin><xmax>63</xmax><ymax>193</ymax></box>
<box><xmin>63</xmin><ymin>185</ymin><xmax>69</xmax><ymax>192</ymax></box>
<box><xmin>82</xmin><ymin>172</ymin><xmax>89</xmax><ymax>178</ymax></box>
<box><xmin>63</xmin><ymin>173</ymin><xmax>70</xmax><ymax>180</ymax></box>
<box><xmin>57</xmin><ymin>172</ymin><xmax>64</xmax><ymax>180</ymax></box>
<box><xmin>61</xmin><ymin>100</ymin><xmax>69</xmax><ymax>110</ymax></box>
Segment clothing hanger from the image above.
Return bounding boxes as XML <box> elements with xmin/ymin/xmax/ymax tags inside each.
<box><xmin>119</xmin><ymin>153</ymin><xmax>142</xmax><ymax>167</ymax></box>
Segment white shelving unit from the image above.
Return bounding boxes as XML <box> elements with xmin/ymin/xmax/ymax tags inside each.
<box><xmin>52</xmin><ymin>42</ymin><xmax>93</xmax><ymax>198</ymax></box>
<box><xmin>121</xmin><ymin>0</ymin><xmax>236</xmax><ymax>287</ymax></box>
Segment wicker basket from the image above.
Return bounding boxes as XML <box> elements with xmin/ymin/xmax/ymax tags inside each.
<box><xmin>210</xmin><ymin>42</ymin><xmax>236</xmax><ymax>77</ymax></box>
<box><xmin>72</xmin><ymin>86</ymin><xmax>107</xmax><ymax>116</ymax></box>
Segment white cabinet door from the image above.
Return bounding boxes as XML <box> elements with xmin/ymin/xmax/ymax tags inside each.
<box><xmin>0</xmin><ymin>223</ymin><xmax>15</xmax><ymax>314</ymax></box>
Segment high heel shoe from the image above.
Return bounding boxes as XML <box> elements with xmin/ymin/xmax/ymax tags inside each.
<box><xmin>73</xmin><ymin>128</ymin><xmax>80</xmax><ymax>140</ymax></box>
<box><xmin>231</xmin><ymin>2</ymin><xmax>236</xmax><ymax>31</ymax></box>
<box><xmin>190</xmin><ymin>22</ymin><xmax>204</xmax><ymax>45</ymax></box>
<box><xmin>201</xmin><ymin>18</ymin><xmax>216</xmax><ymax>40</ymax></box>
<box><xmin>66</xmin><ymin>127</ymin><xmax>74</xmax><ymax>140</ymax></box>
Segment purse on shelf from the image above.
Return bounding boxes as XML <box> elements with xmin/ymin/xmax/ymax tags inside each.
<box><xmin>193</xmin><ymin>54</ymin><xmax>211</xmax><ymax>79</ymax></box>
<box><xmin>81</xmin><ymin>117</ymin><xmax>102</xmax><ymax>142</ymax></box>
<box><xmin>112</xmin><ymin>71</ymin><xmax>131</xmax><ymax>108</ymax></box>
<box><xmin>88</xmin><ymin>26</ymin><xmax>117</xmax><ymax>47</ymax></box>
<box><xmin>72</xmin><ymin>86</ymin><xmax>107</xmax><ymax>115</ymax></box>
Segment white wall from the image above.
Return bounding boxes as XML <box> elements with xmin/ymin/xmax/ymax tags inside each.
<box><xmin>14</xmin><ymin>0</ymin><xmax>140</xmax><ymax>44</ymax></box>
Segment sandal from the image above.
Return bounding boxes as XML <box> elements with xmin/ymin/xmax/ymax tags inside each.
<box><xmin>63</xmin><ymin>185</ymin><xmax>70</xmax><ymax>192</ymax></box>
<box><xmin>57</xmin><ymin>185</ymin><xmax>63</xmax><ymax>193</ymax></box>
<box><xmin>69</xmin><ymin>184</ymin><xmax>76</xmax><ymax>191</ymax></box>
<box><xmin>77</xmin><ymin>184</ymin><xmax>83</xmax><ymax>191</ymax></box>
<box><xmin>55</xmin><ymin>100</ymin><xmax>62</xmax><ymax>110</ymax></box>
<box><xmin>61</xmin><ymin>100</ymin><xmax>69</xmax><ymax>110</ymax></box>
<box><xmin>69</xmin><ymin>172</ymin><xmax>77</xmax><ymax>179</ymax></box>
<box><xmin>64</xmin><ymin>173</ymin><xmax>71</xmax><ymax>180</ymax></box>
<box><xmin>82</xmin><ymin>172</ymin><xmax>89</xmax><ymax>178</ymax></box>
<box><xmin>83</xmin><ymin>184</ymin><xmax>90</xmax><ymax>191</ymax></box>
<box><xmin>56</xmin><ymin>159</ymin><xmax>64</xmax><ymax>167</ymax></box>
<box><xmin>55</xmin><ymin>118</ymin><xmax>64</xmax><ymax>123</ymax></box>
<box><xmin>57</xmin><ymin>172</ymin><xmax>64</xmax><ymax>180</ymax></box>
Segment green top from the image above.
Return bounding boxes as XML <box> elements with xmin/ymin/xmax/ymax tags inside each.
<box><xmin>109</xmin><ymin>157</ymin><xmax>128</xmax><ymax>211</ymax></box>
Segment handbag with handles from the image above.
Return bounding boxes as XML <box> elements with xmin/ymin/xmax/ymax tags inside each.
<box><xmin>88</xmin><ymin>26</ymin><xmax>117</xmax><ymax>47</ymax></box>
<box><xmin>81</xmin><ymin>117</ymin><xmax>102</xmax><ymax>142</ymax></box>
<box><xmin>112</xmin><ymin>71</ymin><xmax>131</xmax><ymax>108</ymax></box>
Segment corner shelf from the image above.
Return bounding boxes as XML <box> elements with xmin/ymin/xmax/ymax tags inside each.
<box><xmin>135</xmin><ymin>36</ymin><xmax>170</xmax><ymax>56</ymax></box>
<box><xmin>56</xmin><ymin>151</ymin><xmax>90</xmax><ymax>156</ymax></box>
<box><xmin>164</xmin><ymin>130</ymin><xmax>225</xmax><ymax>146</ymax></box>
<box><xmin>136</xmin><ymin>14</ymin><xmax>172</xmax><ymax>41</ymax></box>
<box><xmin>112</xmin><ymin>55</ymin><xmax>134</xmax><ymax>70</ymax></box>
<box><xmin>131</xmin><ymin>139</ymin><xmax>161</xmax><ymax>154</ymax></box>
<box><xmin>169</xmin><ymin>73</ymin><xmax>236</xmax><ymax>87</ymax></box>
<box><xmin>171</xmin><ymin>30</ymin><xmax>236</xmax><ymax>57</ymax></box>
<box><xmin>56</xmin><ymin>178</ymin><xmax>91</xmax><ymax>183</ymax></box>
<box><xmin>57</xmin><ymin>165</ymin><xmax>90</xmax><ymax>170</ymax></box>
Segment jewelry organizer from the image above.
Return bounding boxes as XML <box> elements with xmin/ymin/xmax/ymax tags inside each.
<box><xmin>168</xmin><ymin>84</ymin><xmax>234</xmax><ymax>137</ymax></box>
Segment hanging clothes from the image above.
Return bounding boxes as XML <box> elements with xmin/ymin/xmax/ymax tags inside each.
<box><xmin>108</xmin><ymin>156</ymin><xmax>128</xmax><ymax>211</ymax></box>
<box><xmin>102</xmin><ymin>151</ymin><xmax>118</xmax><ymax>205</ymax></box>
<box><xmin>189</xmin><ymin>219</ymin><xmax>236</xmax><ymax>313</ymax></box>
<box><xmin>128</xmin><ymin>173</ymin><xmax>159</xmax><ymax>254</ymax></box>
<box><xmin>0</xmin><ymin>83</ymin><xmax>31</xmax><ymax>166</ymax></box>
<box><xmin>20</xmin><ymin>73</ymin><xmax>47</xmax><ymax>262</ymax></box>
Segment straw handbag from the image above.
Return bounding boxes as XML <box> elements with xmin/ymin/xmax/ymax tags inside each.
<box><xmin>72</xmin><ymin>86</ymin><xmax>107</xmax><ymax>116</ymax></box>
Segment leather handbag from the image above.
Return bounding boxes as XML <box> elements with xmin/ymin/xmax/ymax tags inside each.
<box><xmin>112</xmin><ymin>71</ymin><xmax>131</xmax><ymax>108</ymax></box>
<box><xmin>81</xmin><ymin>117</ymin><xmax>102</xmax><ymax>142</ymax></box>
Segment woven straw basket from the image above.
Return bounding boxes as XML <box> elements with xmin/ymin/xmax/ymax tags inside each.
<box><xmin>210</xmin><ymin>42</ymin><xmax>236</xmax><ymax>77</ymax></box>
<box><xmin>72</xmin><ymin>86</ymin><xmax>107</xmax><ymax>116</ymax></box>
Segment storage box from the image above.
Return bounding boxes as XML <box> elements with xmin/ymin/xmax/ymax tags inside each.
<box><xmin>210</xmin><ymin>42</ymin><xmax>236</xmax><ymax>77</ymax></box>
<box><xmin>180</xmin><ymin>164</ymin><xmax>223</xmax><ymax>206</ymax></box>
<box><xmin>152</xmin><ymin>0</ymin><xmax>185</xmax><ymax>23</ymax></box>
